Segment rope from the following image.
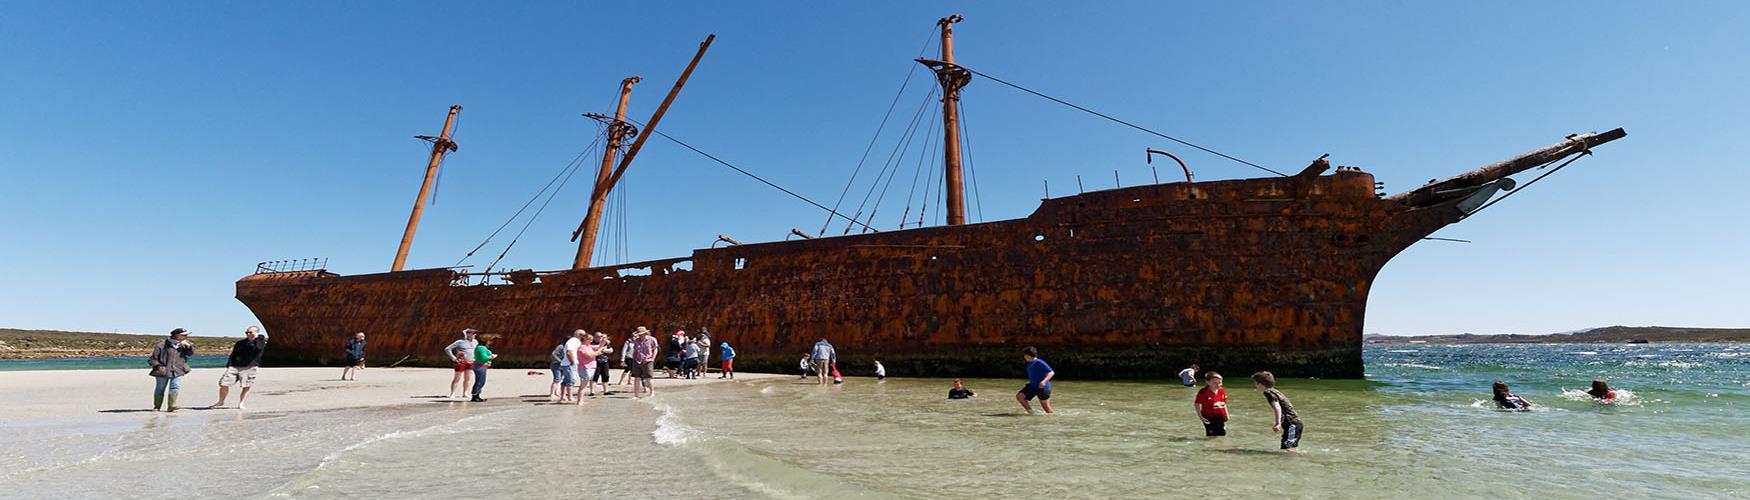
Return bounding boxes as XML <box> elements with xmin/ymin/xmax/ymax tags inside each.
<box><xmin>453</xmin><ymin>133</ymin><xmax>604</xmax><ymax>267</ymax></box>
<box><xmin>819</xmin><ymin>25</ymin><xmax>943</xmax><ymax>236</ymax></box>
<box><xmin>960</xmin><ymin>98</ymin><xmax>984</xmax><ymax>222</ymax></box>
<box><xmin>1458</xmin><ymin>150</ymin><xmax>1590</xmax><ymax>220</ymax></box>
<box><xmin>863</xmin><ymin>107</ymin><xmax>937</xmax><ymax>232</ymax></box>
<box><xmin>844</xmin><ymin>86</ymin><xmax>938</xmax><ymax>235</ymax></box>
<box><xmin>964</xmin><ymin>67</ymin><xmax>1288</xmax><ymax>177</ymax></box>
<box><xmin>484</xmin><ymin>143</ymin><xmax>598</xmax><ymax>273</ymax></box>
<box><xmin>645</xmin><ymin>128</ymin><xmax>878</xmax><ymax>233</ymax></box>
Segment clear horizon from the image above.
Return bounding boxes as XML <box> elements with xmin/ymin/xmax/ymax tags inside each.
<box><xmin>2</xmin><ymin>2</ymin><xmax>1746</xmax><ymax>337</ymax></box>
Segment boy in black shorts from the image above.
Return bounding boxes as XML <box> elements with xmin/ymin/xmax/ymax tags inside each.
<box><xmin>1252</xmin><ymin>371</ymin><xmax>1304</xmax><ymax>452</ymax></box>
<box><xmin>1015</xmin><ymin>346</ymin><xmax>1056</xmax><ymax>415</ymax></box>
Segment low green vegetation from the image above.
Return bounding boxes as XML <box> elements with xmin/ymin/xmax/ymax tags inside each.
<box><xmin>0</xmin><ymin>328</ymin><xmax>237</xmax><ymax>359</ymax></box>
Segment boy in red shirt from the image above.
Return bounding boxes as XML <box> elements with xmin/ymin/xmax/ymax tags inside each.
<box><xmin>1194</xmin><ymin>371</ymin><xmax>1229</xmax><ymax>437</ymax></box>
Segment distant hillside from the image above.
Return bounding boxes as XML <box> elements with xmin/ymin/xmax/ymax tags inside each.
<box><xmin>1366</xmin><ymin>326</ymin><xmax>1750</xmax><ymax>344</ymax></box>
<box><xmin>0</xmin><ymin>328</ymin><xmax>238</xmax><ymax>359</ymax></box>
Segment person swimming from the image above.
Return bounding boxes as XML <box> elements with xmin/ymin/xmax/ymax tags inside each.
<box><xmin>1587</xmin><ymin>380</ymin><xmax>1617</xmax><ymax>402</ymax></box>
<box><xmin>1492</xmin><ymin>381</ymin><xmax>1533</xmax><ymax>411</ymax></box>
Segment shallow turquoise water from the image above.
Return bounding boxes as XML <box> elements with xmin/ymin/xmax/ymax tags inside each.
<box><xmin>0</xmin><ymin>355</ymin><xmax>226</xmax><ymax>371</ymax></box>
<box><xmin>650</xmin><ymin>343</ymin><xmax>1750</xmax><ymax>498</ymax></box>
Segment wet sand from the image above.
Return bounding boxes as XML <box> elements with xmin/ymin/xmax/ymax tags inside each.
<box><xmin>0</xmin><ymin>367</ymin><xmax>786</xmax><ymax>498</ymax></box>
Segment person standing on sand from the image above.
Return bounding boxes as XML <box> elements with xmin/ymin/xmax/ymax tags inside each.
<box><xmin>208</xmin><ymin>325</ymin><xmax>268</xmax><ymax>409</ymax></box>
<box><xmin>1194</xmin><ymin>371</ymin><xmax>1229</xmax><ymax>437</ymax></box>
<box><xmin>558</xmin><ymin>330</ymin><xmax>586</xmax><ymax>403</ymax></box>
<box><xmin>717</xmin><ymin>342</ymin><xmax>735</xmax><ymax>379</ymax></box>
<box><xmin>592</xmin><ymin>333</ymin><xmax>613</xmax><ymax>390</ymax></box>
<box><xmin>341</xmin><ymin>332</ymin><xmax>366</xmax><ymax>381</ymax></box>
<box><xmin>630</xmin><ymin>326</ymin><xmax>659</xmax><ymax>398</ymax></box>
<box><xmin>618</xmin><ymin>335</ymin><xmax>636</xmax><ymax>386</ymax></box>
<box><xmin>574</xmin><ymin>333</ymin><xmax>611</xmax><ymax>401</ymax></box>
<box><xmin>874</xmin><ymin>360</ymin><xmax>886</xmax><ymax>382</ymax></box>
<box><xmin>1178</xmin><ymin>364</ymin><xmax>1199</xmax><ymax>387</ymax></box>
<box><xmin>1252</xmin><ymin>371</ymin><xmax>1303</xmax><ymax>452</ymax></box>
<box><xmin>799</xmin><ymin>355</ymin><xmax>813</xmax><ymax>380</ymax></box>
<box><xmin>682</xmin><ymin>338</ymin><xmax>702</xmax><ymax>380</ymax></box>
<box><xmin>689</xmin><ymin>328</ymin><xmax>703</xmax><ymax>374</ymax></box>
<box><xmin>445</xmin><ymin>329</ymin><xmax>479</xmax><ymax>399</ymax></box>
<box><xmin>1016</xmin><ymin>346</ymin><xmax>1056</xmax><ymax>415</ymax></box>
<box><xmin>470</xmin><ymin>335</ymin><xmax>499</xmax><ymax>402</ymax></box>
<box><xmin>148</xmin><ymin>328</ymin><xmax>195</xmax><ymax>412</ymax></box>
<box><xmin>811</xmin><ymin>338</ymin><xmax>836</xmax><ymax>385</ymax></box>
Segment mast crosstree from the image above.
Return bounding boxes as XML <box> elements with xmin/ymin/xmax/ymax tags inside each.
<box><xmin>391</xmin><ymin>104</ymin><xmax>461</xmax><ymax>272</ymax></box>
<box><xmin>917</xmin><ymin>14</ymin><xmax>971</xmax><ymax>226</ymax></box>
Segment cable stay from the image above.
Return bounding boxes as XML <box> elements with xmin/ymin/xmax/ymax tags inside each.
<box><xmin>482</xmin><ymin>144</ymin><xmax>600</xmax><ymax>276</ymax></box>
<box><xmin>819</xmin><ymin>24</ymin><xmax>944</xmax><ymax>237</ymax></box>
<box><xmin>453</xmin><ymin>131</ymin><xmax>605</xmax><ymax>268</ymax></box>
<box><xmin>962</xmin><ymin>66</ymin><xmax>1288</xmax><ymax>177</ymax></box>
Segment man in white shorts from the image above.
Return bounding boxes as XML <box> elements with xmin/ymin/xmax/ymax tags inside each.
<box><xmin>209</xmin><ymin>326</ymin><xmax>268</xmax><ymax>409</ymax></box>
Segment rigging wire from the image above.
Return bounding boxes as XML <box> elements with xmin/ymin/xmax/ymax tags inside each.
<box><xmin>863</xmin><ymin>107</ymin><xmax>937</xmax><ymax>232</ymax></box>
<box><xmin>642</xmin><ymin>127</ymin><xmax>879</xmax><ymax>233</ymax></box>
<box><xmin>964</xmin><ymin>67</ymin><xmax>1288</xmax><ymax>177</ymax></box>
<box><xmin>819</xmin><ymin>24</ymin><xmax>944</xmax><ymax>236</ymax></box>
<box><xmin>483</xmin><ymin>143</ymin><xmax>599</xmax><ymax>274</ymax></box>
<box><xmin>897</xmin><ymin>105</ymin><xmax>941</xmax><ymax>229</ymax></box>
<box><xmin>431</xmin><ymin>111</ymin><xmax>463</xmax><ymax>205</ymax></box>
<box><xmin>959</xmin><ymin>98</ymin><xmax>984</xmax><ymax>222</ymax></box>
<box><xmin>452</xmin><ymin>133</ymin><xmax>605</xmax><ymax>267</ymax></box>
<box><xmin>844</xmin><ymin>86</ymin><xmax>939</xmax><ymax>235</ymax></box>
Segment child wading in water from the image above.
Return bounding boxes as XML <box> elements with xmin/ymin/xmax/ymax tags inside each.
<box><xmin>1252</xmin><ymin>371</ymin><xmax>1303</xmax><ymax>451</ymax></box>
<box><xmin>1015</xmin><ymin>346</ymin><xmax>1056</xmax><ymax>414</ymax></box>
<box><xmin>1194</xmin><ymin>371</ymin><xmax>1229</xmax><ymax>436</ymax></box>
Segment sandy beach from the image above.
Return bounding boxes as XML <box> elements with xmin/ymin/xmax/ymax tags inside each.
<box><xmin>0</xmin><ymin>367</ymin><xmax>785</xmax><ymax>499</ymax></box>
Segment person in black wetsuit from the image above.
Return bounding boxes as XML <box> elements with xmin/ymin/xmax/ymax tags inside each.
<box><xmin>948</xmin><ymin>379</ymin><xmax>976</xmax><ymax>399</ymax></box>
<box><xmin>1492</xmin><ymin>381</ymin><xmax>1533</xmax><ymax>411</ymax></box>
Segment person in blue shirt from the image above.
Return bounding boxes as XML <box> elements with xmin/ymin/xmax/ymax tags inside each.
<box><xmin>717</xmin><ymin>342</ymin><xmax>736</xmax><ymax>379</ymax></box>
<box><xmin>1015</xmin><ymin>346</ymin><xmax>1056</xmax><ymax>414</ymax></box>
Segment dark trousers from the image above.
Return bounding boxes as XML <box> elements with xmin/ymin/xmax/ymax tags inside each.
<box><xmin>471</xmin><ymin>365</ymin><xmax>488</xmax><ymax>397</ymax></box>
<box><xmin>594</xmin><ymin>363</ymin><xmax>611</xmax><ymax>383</ymax></box>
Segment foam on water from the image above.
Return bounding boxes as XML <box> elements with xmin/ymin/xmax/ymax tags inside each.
<box><xmin>1382</xmin><ymin>362</ymin><xmax>1443</xmax><ymax>370</ymax></box>
<box><xmin>651</xmin><ymin>401</ymin><xmax>700</xmax><ymax>446</ymax></box>
<box><xmin>1560</xmin><ymin>387</ymin><xmax>1641</xmax><ymax>406</ymax></box>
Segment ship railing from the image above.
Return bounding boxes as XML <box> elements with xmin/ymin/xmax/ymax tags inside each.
<box><xmin>451</xmin><ymin>257</ymin><xmax>695</xmax><ymax>286</ymax></box>
<box><xmin>254</xmin><ymin>258</ymin><xmax>330</xmax><ymax>274</ymax></box>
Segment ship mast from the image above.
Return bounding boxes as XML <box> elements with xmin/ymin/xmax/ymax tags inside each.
<box><xmin>572</xmin><ymin>76</ymin><xmax>642</xmax><ymax>269</ymax></box>
<box><xmin>918</xmin><ymin>14</ymin><xmax>971</xmax><ymax>226</ymax></box>
<box><xmin>569</xmin><ymin>34</ymin><xmax>716</xmax><ymax>270</ymax></box>
<box><xmin>391</xmin><ymin>105</ymin><xmax>461</xmax><ymax>272</ymax></box>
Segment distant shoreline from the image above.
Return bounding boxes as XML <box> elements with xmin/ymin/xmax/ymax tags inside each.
<box><xmin>0</xmin><ymin>328</ymin><xmax>237</xmax><ymax>359</ymax></box>
<box><xmin>1368</xmin><ymin>325</ymin><xmax>1750</xmax><ymax>344</ymax></box>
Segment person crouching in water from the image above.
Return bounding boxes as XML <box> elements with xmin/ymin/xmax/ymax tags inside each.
<box><xmin>948</xmin><ymin>379</ymin><xmax>976</xmax><ymax>399</ymax></box>
<box><xmin>1252</xmin><ymin>371</ymin><xmax>1303</xmax><ymax>452</ymax></box>
<box><xmin>1015</xmin><ymin>346</ymin><xmax>1055</xmax><ymax>415</ymax></box>
<box><xmin>1194</xmin><ymin>371</ymin><xmax>1229</xmax><ymax>437</ymax></box>
<box><xmin>1587</xmin><ymin>380</ymin><xmax>1617</xmax><ymax>403</ymax></box>
<box><xmin>1492</xmin><ymin>381</ymin><xmax>1533</xmax><ymax>411</ymax></box>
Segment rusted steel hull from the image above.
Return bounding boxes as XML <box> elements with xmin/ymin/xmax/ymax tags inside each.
<box><xmin>238</xmin><ymin>169</ymin><xmax>1462</xmax><ymax>379</ymax></box>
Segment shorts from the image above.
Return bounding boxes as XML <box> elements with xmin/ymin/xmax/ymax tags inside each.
<box><xmin>1019</xmin><ymin>384</ymin><xmax>1052</xmax><ymax>401</ymax></box>
<box><xmin>550</xmin><ymin>366</ymin><xmax>565</xmax><ymax>384</ymax></box>
<box><xmin>1280</xmin><ymin>420</ymin><xmax>1304</xmax><ymax>449</ymax></box>
<box><xmin>344</xmin><ymin>356</ymin><xmax>363</xmax><ymax>367</ymax></box>
<box><xmin>454</xmin><ymin>361</ymin><xmax>473</xmax><ymax>372</ymax></box>
<box><xmin>722</xmin><ymin>359</ymin><xmax>734</xmax><ymax>371</ymax></box>
<box><xmin>629</xmin><ymin>361</ymin><xmax>654</xmax><ymax>379</ymax></box>
<box><xmin>813</xmin><ymin>360</ymin><xmax>831</xmax><ymax>374</ymax></box>
<box><xmin>578</xmin><ymin>366</ymin><xmax>596</xmax><ymax>383</ymax></box>
<box><xmin>1203</xmin><ymin>419</ymin><xmax>1227</xmax><ymax>437</ymax></box>
<box><xmin>219</xmin><ymin>366</ymin><xmax>258</xmax><ymax>387</ymax></box>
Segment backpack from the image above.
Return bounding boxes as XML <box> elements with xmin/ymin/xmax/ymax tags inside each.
<box><xmin>550</xmin><ymin>343</ymin><xmax>567</xmax><ymax>364</ymax></box>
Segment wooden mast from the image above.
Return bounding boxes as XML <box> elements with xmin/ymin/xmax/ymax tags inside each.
<box><xmin>572</xmin><ymin>76</ymin><xmax>641</xmax><ymax>269</ymax></box>
<box><xmin>391</xmin><ymin>105</ymin><xmax>461</xmax><ymax>272</ymax></box>
<box><xmin>920</xmin><ymin>14</ymin><xmax>970</xmax><ymax>226</ymax></box>
<box><xmin>570</xmin><ymin>34</ymin><xmax>715</xmax><ymax>269</ymax></box>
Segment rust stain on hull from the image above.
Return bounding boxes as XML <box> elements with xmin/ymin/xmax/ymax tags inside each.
<box><xmin>239</xmin><ymin>169</ymin><xmax>1461</xmax><ymax>379</ymax></box>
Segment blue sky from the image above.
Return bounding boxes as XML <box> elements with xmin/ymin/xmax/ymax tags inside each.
<box><xmin>1</xmin><ymin>2</ymin><xmax>1745</xmax><ymax>337</ymax></box>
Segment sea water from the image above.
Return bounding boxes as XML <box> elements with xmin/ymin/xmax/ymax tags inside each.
<box><xmin>2</xmin><ymin>344</ymin><xmax>1746</xmax><ymax>499</ymax></box>
<box><xmin>0</xmin><ymin>355</ymin><xmax>226</xmax><ymax>371</ymax></box>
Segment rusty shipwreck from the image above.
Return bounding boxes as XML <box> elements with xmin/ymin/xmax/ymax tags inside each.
<box><xmin>237</xmin><ymin>17</ymin><xmax>1626</xmax><ymax>378</ymax></box>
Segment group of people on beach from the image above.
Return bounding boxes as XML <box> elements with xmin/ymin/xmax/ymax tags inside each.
<box><xmin>434</xmin><ymin>325</ymin><xmax>741</xmax><ymax>403</ymax></box>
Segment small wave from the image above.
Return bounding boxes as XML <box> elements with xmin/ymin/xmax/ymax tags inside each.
<box><xmin>1387</xmin><ymin>350</ymin><xmax>1419</xmax><ymax>353</ymax></box>
<box><xmin>1624</xmin><ymin>360</ymin><xmax>1705</xmax><ymax>369</ymax></box>
<box><xmin>1381</xmin><ymin>362</ymin><xmax>1442</xmax><ymax>370</ymax></box>
<box><xmin>1705</xmin><ymin>352</ymin><xmax>1747</xmax><ymax>359</ymax></box>
<box><xmin>1560</xmin><ymin>388</ymin><xmax>1640</xmax><ymax>406</ymax></box>
<box><xmin>1572</xmin><ymin>351</ymin><xmax>1599</xmax><ymax>356</ymax></box>
<box><xmin>652</xmin><ymin>402</ymin><xmax>700</xmax><ymax>446</ymax></box>
<box><xmin>1634</xmin><ymin>354</ymin><xmax>1661</xmax><ymax>358</ymax></box>
<box><xmin>758</xmin><ymin>386</ymin><xmax>775</xmax><ymax>395</ymax></box>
